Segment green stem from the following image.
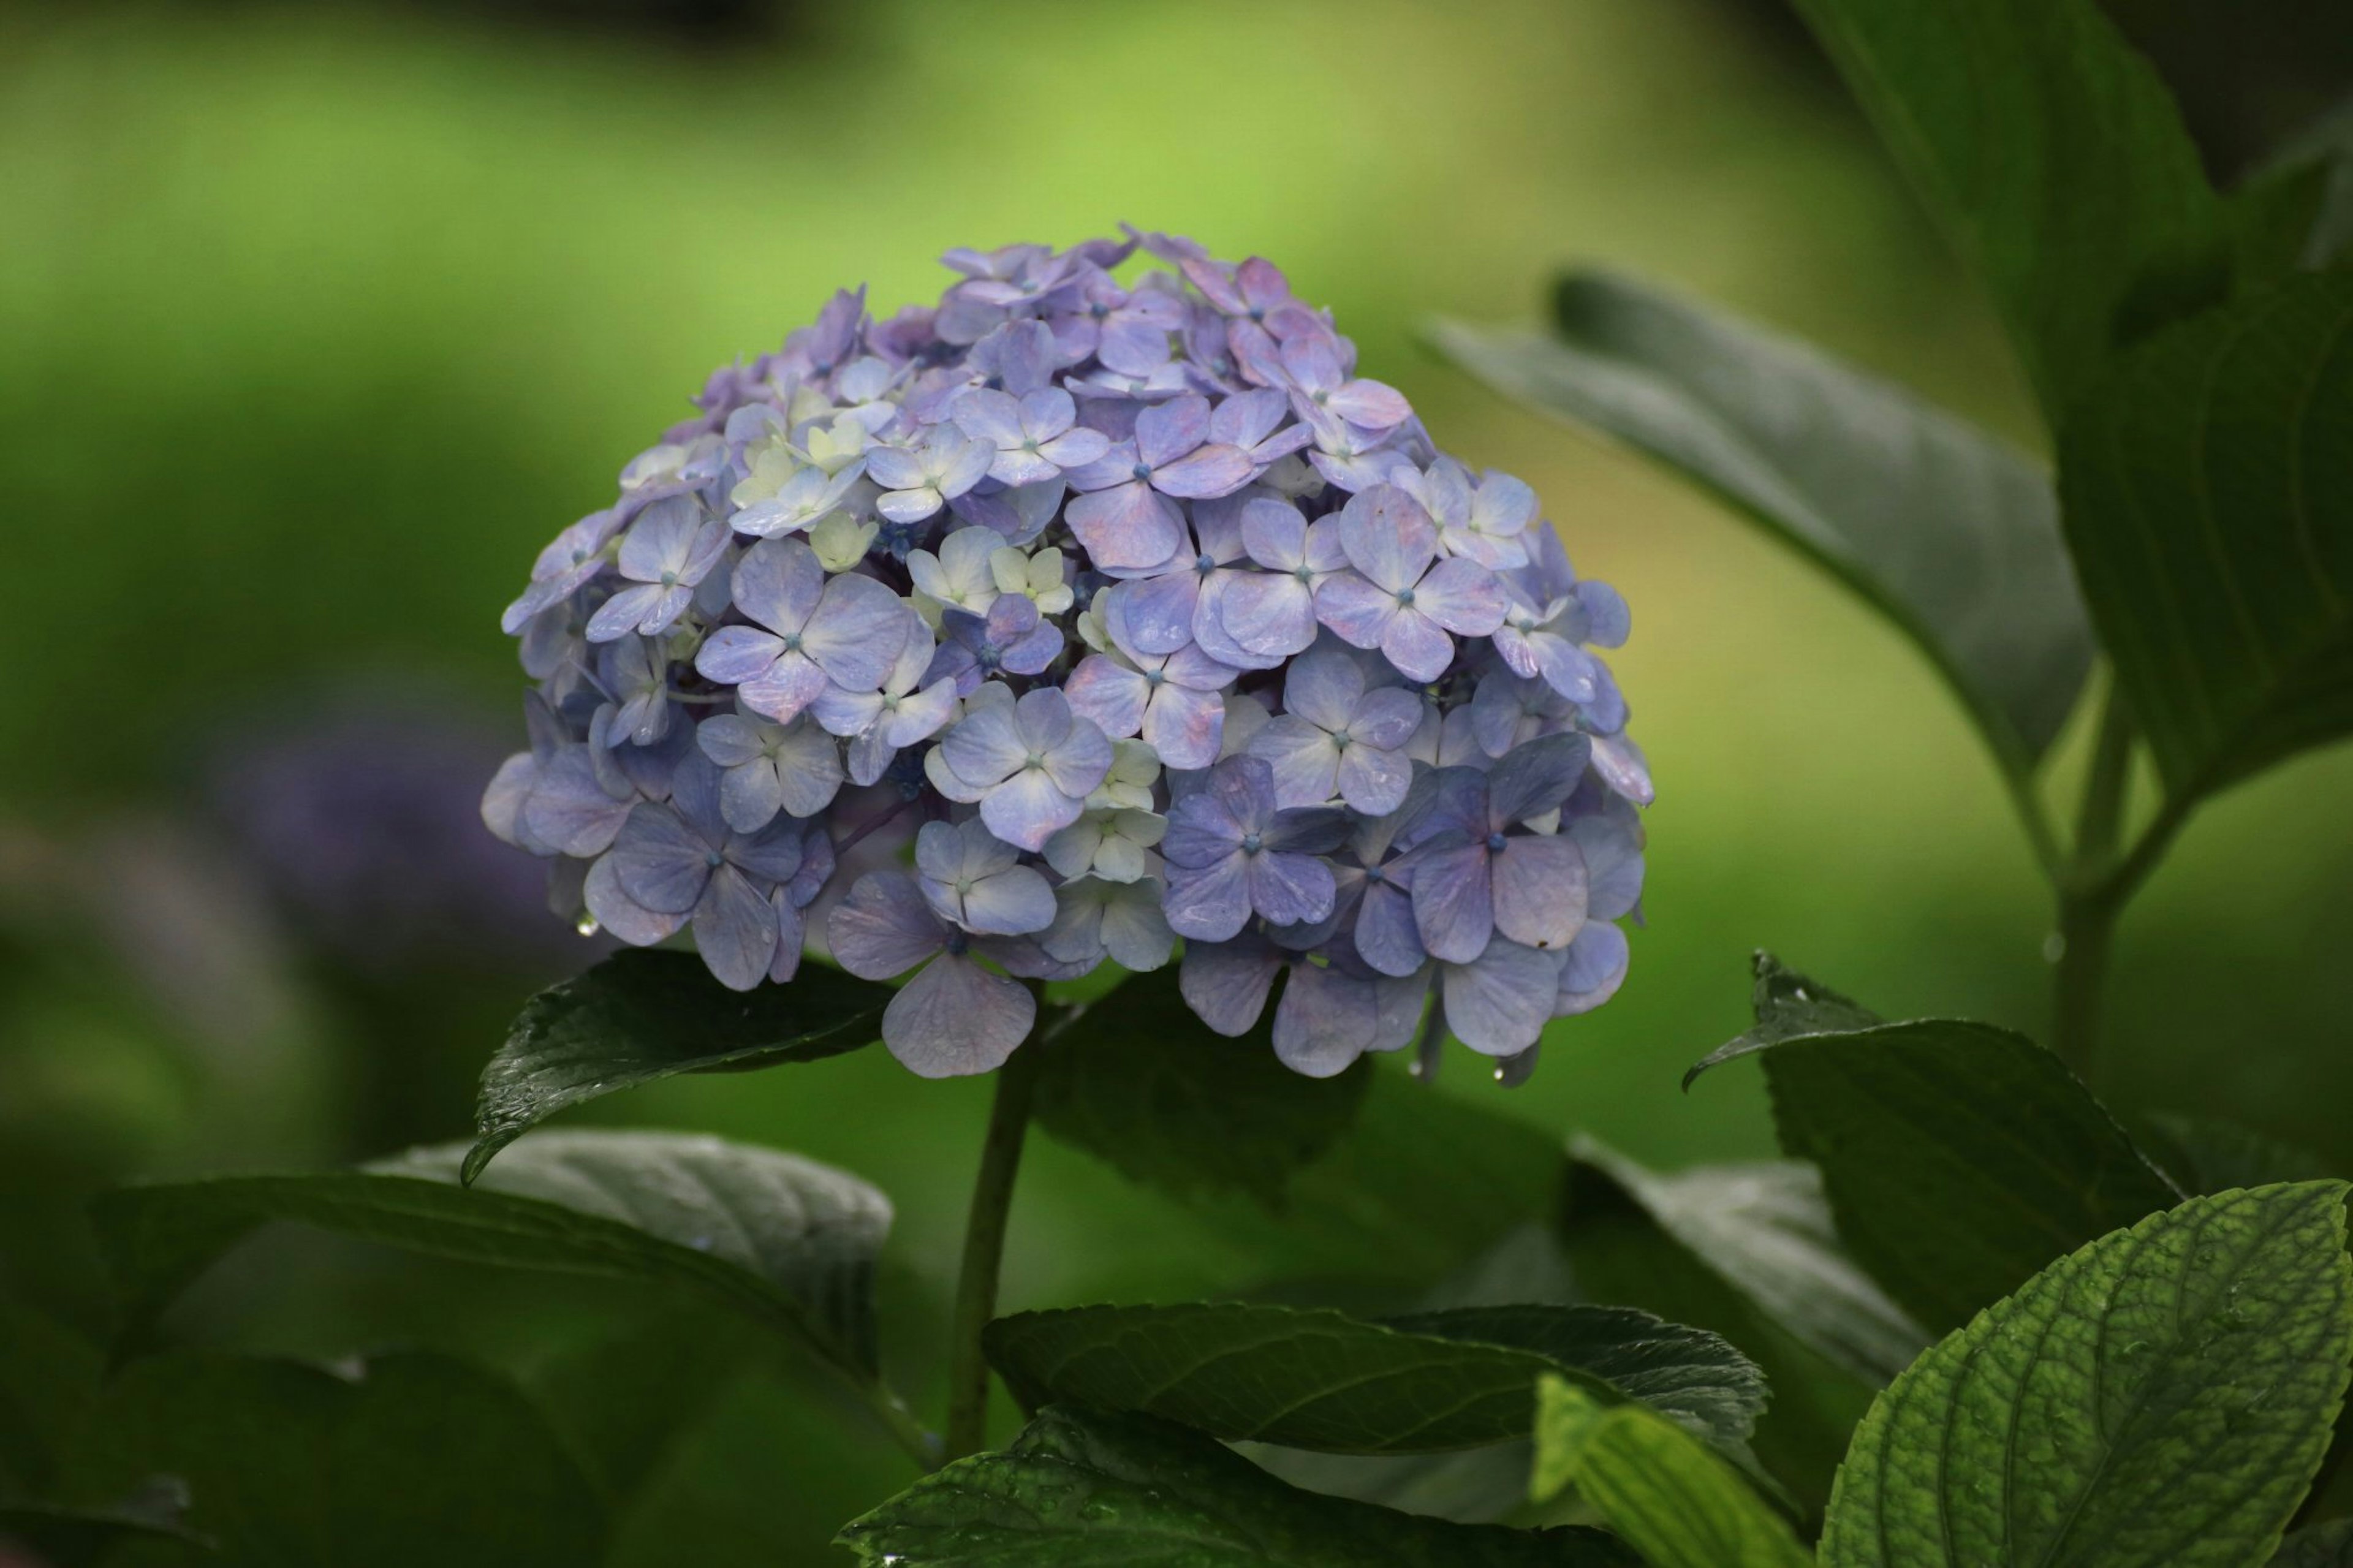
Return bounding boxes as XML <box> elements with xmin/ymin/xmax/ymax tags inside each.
<box><xmin>943</xmin><ymin>1030</ymin><xmax>1045</xmax><ymax>1461</ymax></box>
<box><xmin>2050</xmin><ymin>684</ymin><xmax>2135</xmax><ymax>1080</ymax></box>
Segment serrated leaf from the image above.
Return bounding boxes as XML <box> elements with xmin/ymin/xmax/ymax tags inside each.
<box><xmin>61</xmin><ymin>1350</ymin><xmax>601</xmax><ymax>1568</ymax></box>
<box><xmin>984</xmin><ymin>1300</ymin><xmax>1762</xmax><ymax>1457</ymax></box>
<box><xmin>2276</xmin><ymin>1520</ymin><xmax>2353</xmax><ymax>1567</ymax></box>
<box><xmin>468</xmin><ymin>950</ymin><xmax>889</xmax><ymax>1183</ymax></box>
<box><xmin>1691</xmin><ymin>953</ymin><xmax>2182</xmax><ymax>1334</ymax></box>
<box><xmin>1431</xmin><ymin>273</ymin><xmax>2090</xmax><ymax>770</ymax></box>
<box><xmin>1788</xmin><ymin>0</ymin><xmax>2227</xmax><ymax>423</ymax></box>
<box><xmin>1030</xmin><ymin>966</ymin><xmax>1371</xmax><ymax>1209</ymax></box>
<box><xmin>92</xmin><ymin>1129</ymin><xmax>891</xmax><ymax>1379</ymax></box>
<box><xmin>1531</xmin><ymin>1376</ymin><xmax>1811</xmax><ymax>1568</ymax></box>
<box><xmin>836</xmin><ymin>1404</ymin><xmax>1639</xmax><ymax>1567</ymax></box>
<box><xmin>2057</xmin><ymin>271</ymin><xmax>2353</xmax><ymax>805</ymax></box>
<box><xmin>1822</xmin><ymin>1181</ymin><xmax>2353</xmax><ymax>1567</ymax></box>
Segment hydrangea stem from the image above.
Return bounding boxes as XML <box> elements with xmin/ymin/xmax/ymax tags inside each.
<box><xmin>942</xmin><ymin>1023</ymin><xmax>1046</xmax><ymax>1461</ymax></box>
<box><xmin>2050</xmin><ymin>684</ymin><xmax>2135</xmax><ymax>1081</ymax></box>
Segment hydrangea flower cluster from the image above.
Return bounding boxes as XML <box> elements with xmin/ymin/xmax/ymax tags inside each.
<box><xmin>485</xmin><ymin>232</ymin><xmax>1650</xmax><ymax>1081</ymax></box>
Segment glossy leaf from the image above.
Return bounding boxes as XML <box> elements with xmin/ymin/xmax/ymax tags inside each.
<box><xmin>92</xmin><ymin>1129</ymin><xmax>891</xmax><ymax>1379</ymax></box>
<box><xmin>62</xmin><ymin>1350</ymin><xmax>604</xmax><ymax>1568</ymax></box>
<box><xmin>2057</xmin><ymin>271</ymin><xmax>2353</xmax><ymax>803</ymax></box>
<box><xmin>1691</xmin><ymin>954</ymin><xmax>2181</xmax><ymax>1333</ymax></box>
<box><xmin>468</xmin><ymin>950</ymin><xmax>890</xmax><ymax>1183</ymax></box>
<box><xmin>1433</xmin><ymin>273</ymin><xmax>2091</xmax><ymax>769</ymax></box>
<box><xmin>985</xmin><ymin>1300</ymin><xmax>1762</xmax><ymax>1456</ymax></box>
<box><xmin>836</xmin><ymin>1404</ymin><xmax>1639</xmax><ymax>1567</ymax></box>
<box><xmin>2276</xmin><ymin>1520</ymin><xmax>2353</xmax><ymax>1567</ymax></box>
<box><xmin>1821</xmin><ymin>1182</ymin><xmax>2353</xmax><ymax>1567</ymax></box>
<box><xmin>1531</xmin><ymin>1376</ymin><xmax>1811</xmax><ymax>1568</ymax></box>
<box><xmin>1788</xmin><ymin>0</ymin><xmax>2226</xmax><ymax>423</ymax></box>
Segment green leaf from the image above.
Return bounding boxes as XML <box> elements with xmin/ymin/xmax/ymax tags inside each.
<box><xmin>984</xmin><ymin>1300</ymin><xmax>1762</xmax><ymax>1456</ymax></box>
<box><xmin>2244</xmin><ymin>96</ymin><xmax>2353</xmax><ymax>279</ymax></box>
<box><xmin>1531</xmin><ymin>1376</ymin><xmax>1811</xmax><ymax>1568</ymax></box>
<box><xmin>1787</xmin><ymin>0</ymin><xmax>2226</xmax><ymax>423</ymax></box>
<box><xmin>2137</xmin><ymin>1112</ymin><xmax>2336</xmax><ymax>1196</ymax></box>
<box><xmin>0</xmin><ymin>1295</ymin><xmax>102</xmax><ymax>1496</ymax></box>
<box><xmin>1431</xmin><ymin>272</ymin><xmax>2091</xmax><ymax>770</ymax></box>
<box><xmin>0</xmin><ymin>1487</ymin><xmax>205</xmax><ymax>1568</ymax></box>
<box><xmin>1030</xmin><ymin>966</ymin><xmax>1371</xmax><ymax>1208</ymax></box>
<box><xmin>468</xmin><ymin>950</ymin><xmax>889</xmax><ymax>1183</ymax></box>
<box><xmin>61</xmin><ymin>1350</ymin><xmax>602</xmax><ymax>1568</ymax></box>
<box><xmin>92</xmin><ymin>1129</ymin><xmax>892</xmax><ymax>1380</ymax></box>
<box><xmin>2275</xmin><ymin>1520</ymin><xmax>2353</xmax><ymax>1567</ymax></box>
<box><xmin>1690</xmin><ymin>954</ymin><xmax>2182</xmax><ymax>1335</ymax></box>
<box><xmin>2056</xmin><ymin>271</ymin><xmax>2353</xmax><ymax>803</ymax></box>
<box><xmin>836</xmin><ymin>1404</ymin><xmax>1639</xmax><ymax>1567</ymax></box>
<box><xmin>1822</xmin><ymin>1181</ymin><xmax>2353</xmax><ymax>1567</ymax></box>
<box><xmin>1565</xmin><ymin>1137</ymin><xmax>1925</xmax><ymax>1387</ymax></box>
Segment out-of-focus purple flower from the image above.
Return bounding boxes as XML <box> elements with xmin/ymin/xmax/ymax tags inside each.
<box><xmin>1063</xmin><ymin>395</ymin><xmax>1256</xmax><ymax>570</ymax></box>
<box><xmin>1160</xmin><ymin>756</ymin><xmax>1348</xmax><ymax>941</ymax></box>
<box><xmin>826</xmin><ymin>869</ymin><xmax>1035</xmax><ymax>1077</ymax></box>
<box><xmin>1246</xmin><ymin>649</ymin><xmax>1423</xmax><ymax>814</ymax></box>
<box><xmin>927</xmin><ymin>594</ymin><xmax>1066</xmax><ymax>695</ymax></box>
<box><xmin>586</xmin><ymin>497</ymin><xmax>730</xmax><ymax>643</ymax></box>
<box><xmin>696</xmin><ymin>711</ymin><xmax>844</xmax><ymax>831</ymax></box>
<box><xmin>1313</xmin><ymin>486</ymin><xmax>1507</xmax><ymax>681</ymax></box>
<box><xmin>925</xmin><ymin>686</ymin><xmax>1112</xmax><ymax>852</ymax></box>
<box><xmin>1399</xmin><ymin>733</ymin><xmax>1592</xmax><ymax>963</ymax></box>
<box><xmin>953</xmin><ymin>387</ymin><xmax>1110</xmax><ymax>485</ymax></box>
<box><xmin>868</xmin><ymin>428</ymin><xmax>994</xmax><ymax>523</ymax></box>
<box><xmin>695</xmin><ymin>539</ymin><xmax>909</xmax><ymax>724</ymax></box>
<box><xmin>914</xmin><ymin>817</ymin><xmax>1055</xmax><ymax>936</ymax></box>
<box><xmin>605</xmin><ymin>752</ymin><xmax>810</xmax><ymax>990</ymax></box>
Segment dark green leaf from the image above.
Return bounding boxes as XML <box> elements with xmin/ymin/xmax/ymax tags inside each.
<box><xmin>1432</xmin><ymin>272</ymin><xmax>2091</xmax><ymax>769</ymax></box>
<box><xmin>1821</xmin><ymin>1181</ymin><xmax>2353</xmax><ymax>1567</ymax></box>
<box><xmin>1031</xmin><ymin>966</ymin><xmax>1371</xmax><ymax>1209</ymax></box>
<box><xmin>523</xmin><ymin>1306</ymin><xmax>770</xmax><ymax>1504</ymax></box>
<box><xmin>836</xmin><ymin>1404</ymin><xmax>1637</xmax><ymax>1567</ymax></box>
<box><xmin>1691</xmin><ymin>954</ymin><xmax>2182</xmax><ymax>1333</ymax></box>
<box><xmin>61</xmin><ymin>1350</ymin><xmax>601</xmax><ymax>1568</ymax></box>
<box><xmin>2137</xmin><ymin>1112</ymin><xmax>2336</xmax><ymax>1196</ymax></box>
<box><xmin>985</xmin><ymin>1300</ymin><xmax>1760</xmax><ymax>1456</ymax></box>
<box><xmin>0</xmin><ymin>1295</ymin><xmax>102</xmax><ymax>1496</ymax></box>
<box><xmin>93</xmin><ymin>1130</ymin><xmax>891</xmax><ymax>1379</ymax></box>
<box><xmin>2057</xmin><ymin>271</ymin><xmax>2353</xmax><ymax>803</ymax></box>
<box><xmin>2245</xmin><ymin>96</ymin><xmax>2353</xmax><ymax>278</ymax></box>
<box><xmin>2276</xmin><ymin>1520</ymin><xmax>2353</xmax><ymax>1567</ymax></box>
<box><xmin>0</xmin><ymin>1483</ymin><xmax>205</xmax><ymax>1568</ymax></box>
<box><xmin>1789</xmin><ymin>0</ymin><xmax>2226</xmax><ymax>422</ymax></box>
<box><xmin>1531</xmin><ymin>1376</ymin><xmax>1810</xmax><ymax>1568</ymax></box>
<box><xmin>468</xmin><ymin>950</ymin><xmax>889</xmax><ymax>1183</ymax></box>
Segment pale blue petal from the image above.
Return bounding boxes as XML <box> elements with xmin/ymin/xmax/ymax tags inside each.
<box><xmin>827</xmin><ymin>871</ymin><xmax>944</xmax><ymax>979</ymax></box>
<box><xmin>883</xmin><ymin>953</ymin><xmax>1033</xmax><ymax>1078</ymax></box>
<box><xmin>1408</xmin><ymin>840</ymin><xmax>1494</xmax><ymax>964</ymax></box>
<box><xmin>1555</xmin><ymin>921</ymin><xmax>1630</xmax><ymax>1015</ymax></box>
<box><xmin>1441</xmin><ymin>939</ymin><xmax>1562</xmax><ymax>1056</ymax></box>
<box><xmin>1163</xmin><ymin>851</ymin><xmax>1252</xmax><ymax>941</ymax></box>
<box><xmin>692</xmin><ymin>863</ymin><xmax>779</xmax><ymax>991</ymax></box>
<box><xmin>1491</xmin><ymin>833</ymin><xmax>1587</xmax><ymax>952</ymax></box>
<box><xmin>1178</xmin><ymin>934</ymin><xmax>1282</xmax><ymax>1036</ymax></box>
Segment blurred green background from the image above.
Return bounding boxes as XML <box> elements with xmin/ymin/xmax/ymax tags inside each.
<box><xmin>2</xmin><ymin>0</ymin><xmax>2349</xmax><ymax>1560</ymax></box>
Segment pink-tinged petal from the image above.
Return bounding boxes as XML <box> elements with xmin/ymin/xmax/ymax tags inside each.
<box><xmin>1246</xmin><ymin>715</ymin><xmax>1340</xmax><ymax>808</ymax></box>
<box><xmin>1491</xmin><ymin>833</ymin><xmax>1588</xmax><ymax>952</ymax></box>
<box><xmin>730</xmin><ymin>537</ymin><xmax>825</xmax><ymax>634</ymax></box>
<box><xmin>1211</xmin><ymin>387</ymin><xmax>1287</xmax><ymax>449</ymax></box>
<box><xmin>584</xmin><ymin>854</ymin><xmax>687</xmax><ymax>947</ymax></box>
<box><xmin>1134</xmin><ymin>393</ymin><xmax>1210</xmax><ymax>467</ymax></box>
<box><xmin>1313</xmin><ymin>572</ymin><xmax>1398</xmax><ymax>651</ymax></box>
<box><xmin>1280</xmin><ymin>648</ymin><xmax>1364</xmax><ymax>733</ymax></box>
<box><xmin>1118</xmin><ymin>570</ymin><xmax>1202</xmax><ymax>656</ymax></box>
<box><xmin>1151</xmin><ymin>443</ymin><xmax>1255</xmax><ymax>499</ymax></box>
<box><xmin>1247</xmin><ymin>850</ymin><xmax>1336</xmax><ymax>927</ymax></box>
<box><xmin>800</xmin><ymin>573</ymin><xmax>913</xmax><ymax>692</ymax></box>
<box><xmin>1442</xmin><ymin>939</ymin><xmax>1562</xmax><ymax>1056</ymax></box>
<box><xmin>1589</xmin><ymin>732</ymin><xmax>1654</xmax><ymax>806</ymax></box>
<box><xmin>1409</xmin><ymin>841</ymin><xmax>1494</xmax><ymax>964</ymax></box>
<box><xmin>1414</xmin><ymin>557</ymin><xmax>1509</xmax><ymax>637</ymax></box>
<box><xmin>1235</xmin><ymin>257</ymin><xmax>1291</xmax><ymax>311</ymax></box>
<box><xmin>1335</xmin><ymin>744</ymin><xmax>1412</xmax><ymax>817</ymax></box>
<box><xmin>884</xmin><ymin>953</ymin><xmax>1034</xmax><ymax>1078</ymax></box>
<box><xmin>1379</xmin><ymin>607</ymin><xmax>1457</xmax><ymax>684</ymax></box>
<box><xmin>1555</xmin><ymin>922</ymin><xmax>1631</xmax><ymax>1015</ymax></box>
<box><xmin>1272</xmin><ymin>963</ymin><xmax>1377</xmax><ymax>1078</ymax></box>
<box><xmin>827</xmin><ymin>871</ymin><xmax>944</xmax><ymax>979</ymax></box>
<box><xmin>980</xmin><ymin>770</ymin><xmax>1082</xmax><ymax>854</ymax></box>
<box><xmin>1353</xmin><ymin>876</ymin><xmax>1427</xmax><ymax>977</ymax></box>
<box><xmin>1179</xmin><ymin>257</ymin><xmax>1248</xmax><ymax>316</ymax></box>
<box><xmin>1178</xmin><ymin>933</ymin><xmax>1281</xmax><ymax>1035</ymax></box>
<box><xmin>735</xmin><ymin>653</ymin><xmax>830</xmax><ymax>724</ymax></box>
<box><xmin>1063</xmin><ymin>655</ymin><xmax>1151</xmax><ymax>740</ymax></box>
<box><xmin>1164</xmin><ymin>643</ymin><xmax>1238</xmax><ymax>692</ymax></box>
<box><xmin>692</xmin><ymin>863</ymin><xmax>779</xmax><ymax>991</ymax></box>
<box><xmin>1012</xmin><ymin>686</ymin><xmax>1075</xmax><ymax>752</ymax></box>
<box><xmin>1218</xmin><ymin>574</ymin><xmax>1318</xmax><ymax>659</ymax></box>
<box><xmin>1097</xmin><ymin>316</ymin><xmax>1177</xmax><ymax>376</ymax></box>
<box><xmin>695</xmin><ymin>625</ymin><xmax>785</xmax><ymax>686</ymax></box>
<box><xmin>960</xmin><ymin>864</ymin><xmax>1056</xmax><ymax>937</ymax></box>
<box><xmin>1335</xmin><ymin>485</ymin><xmax>1438</xmax><ymax>592</ymax></box>
<box><xmin>610</xmin><ymin>801</ymin><xmax>710</xmax><ymax>915</ymax></box>
<box><xmin>1327</xmin><ymin>378</ymin><xmax>1412</xmax><ymax>430</ymax></box>
<box><xmin>1065</xmin><ymin>482</ymin><xmax>1185</xmax><ymax>573</ymax></box>
<box><xmin>1278</xmin><ymin>333</ymin><xmax>1344</xmax><ymax>392</ymax></box>
<box><xmin>1140</xmin><ymin>683</ymin><xmax>1226</xmax><ymax>771</ymax></box>
<box><xmin>1163</xmin><ymin>852</ymin><xmax>1252</xmax><ymax>941</ymax></box>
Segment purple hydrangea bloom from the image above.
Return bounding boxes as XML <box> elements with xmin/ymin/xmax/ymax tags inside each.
<box><xmin>487</xmin><ymin>232</ymin><xmax>1648</xmax><ymax>1078</ymax></box>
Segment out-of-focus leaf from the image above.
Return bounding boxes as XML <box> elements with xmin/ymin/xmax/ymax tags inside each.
<box><xmin>987</xmin><ymin>1301</ymin><xmax>1763</xmax><ymax>1458</ymax></box>
<box><xmin>523</xmin><ymin>1307</ymin><xmax>770</xmax><ymax>1504</ymax></box>
<box><xmin>1821</xmin><ymin>1183</ymin><xmax>2353</xmax><ymax>1567</ymax></box>
<box><xmin>2276</xmin><ymin>1520</ymin><xmax>2353</xmax><ymax>1567</ymax></box>
<box><xmin>0</xmin><ymin>1488</ymin><xmax>205</xmax><ymax>1568</ymax></box>
<box><xmin>468</xmin><ymin>950</ymin><xmax>889</xmax><ymax>1183</ymax></box>
<box><xmin>1030</xmin><ymin>967</ymin><xmax>1371</xmax><ymax>1210</ymax></box>
<box><xmin>2240</xmin><ymin>96</ymin><xmax>2353</xmax><ymax>280</ymax></box>
<box><xmin>2137</xmin><ymin>1112</ymin><xmax>2336</xmax><ymax>1196</ymax></box>
<box><xmin>0</xmin><ymin>1295</ymin><xmax>102</xmax><ymax>1496</ymax></box>
<box><xmin>2057</xmin><ymin>271</ymin><xmax>2353</xmax><ymax>805</ymax></box>
<box><xmin>1691</xmin><ymin>953</ymin><xmax>2181</xmax><ymax>1333</ymax></box>
<box><xmin>1787</xmin><ymin>0</ymin><xmax>2227</xmax><ymax>422</ymax></box>
<box><xmin>1531</xmin><ymin>1376</ymin><xmax>1811</xmax><ymax>1568</ymax></box>
<box><xmin>92</xmin><ymin>1130</ymin><xmax>891</xmax><ymax>1379</ymax></box>
<box><xmin>835</xmin><ymin>1405</ymin><xmax>1638</xmax><ymax>1567</ymax></box>
<box><xmin>1433</xmin><ymin>273</ymin><xmax>2091</xmax><ymax>770</ymax></box>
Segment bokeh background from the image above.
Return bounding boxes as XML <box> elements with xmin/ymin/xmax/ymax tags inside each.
<box><xmin>2</xmin><ymin>0</ymin><xmax>2349</xmax><ymax>1560</ymax></box>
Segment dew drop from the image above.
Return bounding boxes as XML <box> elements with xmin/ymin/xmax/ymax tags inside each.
<box><xmin>2042</xmin><ymin>930</ymin><xmax>2067</xmax><ymax>963</ymax></box>
<box><xmin>577</xmin><ymin>914</ymin><xmax>602</xmax><ymax>937</ymax></box>
<box><xmin>1078</xmin><ymin>1502</ymin><xmax>1116</xmax><ymax>1522</ymax></box>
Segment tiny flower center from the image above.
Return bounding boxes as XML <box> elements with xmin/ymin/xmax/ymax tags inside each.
<box><xmin>1143</xmin><ymin>667</ymin><xmax>1165</xmax><ymax>687</ymax></box>
<box><xmin>1025</xmin><ymin>751</ymin><xmax>1047</xmax><ymax>770</ymax></box>
<box><xmin>660</xmin><ymin>570</ymin><xmax>681</xmax><ymax>586</ymax></box>
<box><xmin>781</xmin><ymin>632</ymin><xmax>804</xmax><ymax>653</ymax></box>
<box><xmin>1194</xmin><ymin>552</ymin><xmax>1216</xmax><ymax>577</ymax></box>
<box><xmin>943</xmin><ymin>931</ymin><xmax>969</xmax><ymax>956</ymax></box>
<box><xmin>1240</xmin><ymin>831</ymin><xmax>1264</xmax><ymax>854</ymax></box>
<box><xmin>705</xmin><ymin>850</ymin><xmax>726</xmax><ymax>869</ymax></box>
<box><xmin>1395</xmin><ymin>587</ymin><xmax>1416</xmax><ymax>607</ymax></box>
<box><xmin>1364</xmin><ymin>865</ymin><xmax>1387</xmax><ymax>884</ymax></box>
<box><xmin>1131</xmin><ymin>461</ymin><xmax>1154</xmax><ymax>482</ymax></box>
<box><xmin>1486</xmin><ymin>831</ymin><xmax>1509</xmax><ymax>853</ymax></box>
